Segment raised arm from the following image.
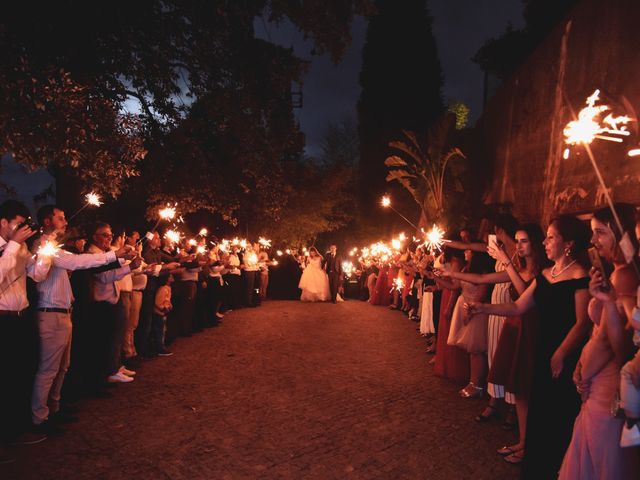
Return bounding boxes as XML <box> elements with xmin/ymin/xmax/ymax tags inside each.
<box><xmin>442</xmin><ymin>269</ymin><xmax>509</xmax><ymax>285</ymax></box>
<box><xmin>466</xmin><ymin>278</ymin><xmax>537</xmax><ymax>317</ymax></box>
<box><xmin>444</xmin><ymin>239</ymin><xmax>487</xmax><ymax>253</ymax></box>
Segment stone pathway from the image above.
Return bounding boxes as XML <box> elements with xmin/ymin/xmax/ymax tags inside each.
<box><xmin>5</xmin><ymin>300</ymin><xmax>520</xmax><ymax>479</ymax></box>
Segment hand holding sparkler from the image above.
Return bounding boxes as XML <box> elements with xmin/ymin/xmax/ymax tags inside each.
<box><xmin>423</xmin><ymin>224</ymin><xmax>448</xmax><ymax>254</ymax></box>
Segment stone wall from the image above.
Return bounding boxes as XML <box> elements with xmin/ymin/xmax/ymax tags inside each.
<box><xmin>476</xmin><ymin>0</ymin><xmax>640</xmax><ymax>223</ymax></box>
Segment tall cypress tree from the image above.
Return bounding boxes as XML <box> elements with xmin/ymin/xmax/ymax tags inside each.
<box><xmin>357</xmin><ymin>0</ymin><xmax>444</xmax><ymax>231</ymax></box>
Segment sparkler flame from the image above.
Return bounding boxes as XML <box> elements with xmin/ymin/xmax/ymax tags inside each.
<box><xmin>342</xmin><ymin>261</ymin><xmax>354</xmax><ymax>278</ymax></box>
<box><xmin>381</xmin><ymin>196</ymin><xmax>391</xmax><ymax>207</ymax></box>
<box><xmin>198</xmin><ymin>228</ymin><xmax>208</xmax><ymax>236</ymax></box>
<box><xmin>164</xmin><ymin>230</ymin><xmax>181</xmax><ymax>244</ymax></box>
<box><xmin>392</xmin><ymin>278</ymin><xmax>404</xmax><ymax>293</ymax></box>
<box><xmin>159</xmin><ymin>205</ymin><xmax>176</xmax><ymax>220</ymax></box>
<box><xmin>188</xmin><ymin>239</ymin><xmax>197</xmax><ymax>246</ymax></box>
<box><xmin>258</xmin><ymin>237</ymin><xmax>272</xmax><ymax>248</ymax></box>
<box><xmin>85</xmin><ymin>192</ymin><xmax>103</xmax><ymax>207</ymax></box>
<box><xmin>37</xmin><ymin>240</ymin><xmax>61</xmax><ymax>258</ymax></box>
<box><xmin>196</xmin><ymin>245</ymin><xmax>206</xmax><ymax>255</ymax></box>
<box><xmin>276</xmin><ymin>250</ymin><xmax>283</xmax><ymax>256</ymax></box>
<box><xmin>424</xmin><ymin>224</ymin><xmax>447</xmax><ymax>253</ymax></box>
<box><xmin>563</xmin><ymin>89</ymin><xmax>633</xmax><ymax>157</ymax></box>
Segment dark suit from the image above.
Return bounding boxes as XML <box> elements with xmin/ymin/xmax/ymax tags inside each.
<box><xmin>323</xmin><ymin>251</ymin><xmax>342</xmax><ymax>302</ymax></box>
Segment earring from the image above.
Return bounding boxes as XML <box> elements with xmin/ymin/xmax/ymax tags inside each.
<box><xmin>564</xmin><ymin>247</ymin><xmax>571</xmax><ymax>257</ymax></box>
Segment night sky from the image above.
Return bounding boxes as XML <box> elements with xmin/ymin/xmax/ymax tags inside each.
<box><xmin>255</xmin><ymin>0</ymin><xmax>525</xmax><ymax>157</ymax></box>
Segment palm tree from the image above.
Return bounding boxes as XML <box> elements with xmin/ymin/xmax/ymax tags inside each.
<box><xmin>384</xmin><ymin>114</ymin><xmax>465</xmax><ymax>226</ymax></box>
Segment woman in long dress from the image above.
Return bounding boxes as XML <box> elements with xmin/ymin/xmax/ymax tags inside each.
<box><xmin>298</xmin><ymin>247</ymin><xmax>330</xmax><ymax>302</ymax></box>
<box><xmin>466</xmin><ymin>215</ymin><xmax>592</xmax><ymax>479</ymax></box>
<box><xmin>559</xmin><ymin>204</ymin><xmax>639</xmax><ymax>479</ymax></box>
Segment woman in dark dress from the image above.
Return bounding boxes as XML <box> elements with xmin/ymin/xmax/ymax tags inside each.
<box><xmin>466</xmin><ymin>215</ymin><xmax>591</xmax><ymax>479</ymax></box>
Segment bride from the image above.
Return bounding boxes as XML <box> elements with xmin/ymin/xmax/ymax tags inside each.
<box><xmin>299</xmin><ymin>247</ymin><xmax>331</xmax><ymax>302</ymax></box>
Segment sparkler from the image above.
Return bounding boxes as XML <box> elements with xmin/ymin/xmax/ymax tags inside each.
<box><xmin>188</xmin><ymin>239</ymin><xmax>197</xmax><ymax>247</ymax></box>
<box><xmin>67</xmin><ymin>191</ymin><xmax>103</xmax><ymax>221</ymax></box>
<box><xmin>258</xmin><ymin>237</ymin><xmax>272</xmax><ymax>248</ymax></box>
<box><xmin>564</xmin><ymin>90</ymin><xmax>637</xmax><ymax>265</ymax></box>
<box><xmin>391</xmin><ymin>278</ymin><xmax>404</xmax><ymax>293</ymax></box>
<box><xmin>342</xmin><ymin>261</ymin><xmax>354</xmax><ymax>278</ymax></box>
<box><xmin>37</xmin><ymin>240</ymin><xmax>61</xmax><ymax>258</ymax></box>
<box><xmin>379</xmin><ymin>195</ymin><xmax>418</xmax><ymax>230</ymax></box>
<box><xmin>198</xmin><ymin>228</ymin><xmax>208</xmax><ymax>237</ymax></box>
<box><xmin>424</xmin><ymin>224</ymin><xmax>448</xmax><ymax>254</ymax></box>
<box><xmin>196</xmin><ymin>245</ymin><xmax>206</xmax><ymax>255</ymax></box>
<box><xmin>164</xmin><ymin>230</ymin><xmax>181</xmax><ymax>244</ymax></box>
<box><xmin>276</xmin><ymin>250</ymin><xmax>283</xmax><ymax>256</ymax></box>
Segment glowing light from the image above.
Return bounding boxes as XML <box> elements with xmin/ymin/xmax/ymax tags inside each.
<box><xmin>85</xmin><ymin>192</ymin><xmax>103</xmax><ymax>207</ymax></box>
<box><xmin>272</xmin><ymin>260</ymin><xmax>279</xmax><ymax>266</ymax></box>
<box><xmin>196</xmin><ymin>245</ymin><xmax>206</xmax><ymax>255</ymax></box>
<box><xmin>391</xmin><ymin>238</ymin><xmax>401</xmax><ymax>250</ymax></box>
<box><xmin>198</xmin><ymin>228</ymin><xmax>208</xmax><ymax>237</ymax></box>
<box><xmin>188</xmin><ymin>239</ymin><xmax>197</xmax><ymax>246</ymax></box>
<box><xmin>563</xmin><ymin>89</ymin><xmax>633</xmax><ymax>158</ymax></box>
<box><xmin>37</xmin><ymin>240</ymin><xmax>60</xmax><ymax>258</ymax></box>
<box><xmin>276</xmin><ymin>250</ymin><xmax>283</xmax><ymax>256</ymax></box>
<box><xmin>164</xmin><ymin>230</ymin><xmax>181</xmax><ymax>244</ymax></box>
<box><xmin>285</xmin><ymin>249</ymin><xmax>291</xmax><ymax>255</ymax></box>
<box><xmin>302</xmin><ymin>247</ymin><xmax>307</xmax><ymax>253</ymax></box>
<box><xmin>258</xmin><ymin>237</ymin><xmax>272</xmax><ymax>248</ymax></box>
<box><xmin>159</xmin><ymin>205</ymin><xmax>176</xmax><ymax>220</ymax></box>
<box><xmin>342</xmin><ymin>261</ymin><xmax>354</xmax><ymax>278</ymax></box>
<box><xmin>392</xmin><ymin>278</ymin><xmax>404</xmax><ymax>292</ymax></box>
<box><xmin>424</xmin><ymin>224</ymin><xmax>447</xmax><ymax>253</ymax></box>
<box><xmin>381</xmin><ymin>196</ymin><xmax>391</xmax><ymax>207</ymax></box>
<box><xmin>398</xmin><ymin>232</ymin><xmax>407</xmax><ymax>241</ymax></box>
<box><xmin>628</xmin><ymin>149</ymin><xmax>640</xmax><ymax>157</ymax></box>
<box><xmin>239</xmin><ymin>239</ymin><xmax>247</xmax><ymax>249</ymax></box>
<box><xmin>246</xmin><ymin>252</ymin><xmax>258</xmax><ymax>266</ymax></box>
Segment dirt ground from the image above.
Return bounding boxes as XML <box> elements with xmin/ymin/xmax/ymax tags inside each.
<box><xmin>5</xmin><ymin>299</ymin><xmax>520</xmax><ymax>480</ymax></box>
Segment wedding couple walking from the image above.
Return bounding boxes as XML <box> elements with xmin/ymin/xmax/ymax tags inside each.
<box><xmin>298</xmin><ymin>244</ymin><xmax>343</xmax><ymax>303</ymax></box>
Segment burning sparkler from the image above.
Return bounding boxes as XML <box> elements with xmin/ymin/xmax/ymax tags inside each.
<box><xmin>342</xmin><ymin>261</ymin><xmax>354</xmax><ymax>278</ymax></box>
<box><xmin>198</xmin><ymin>228</ymin><xmax>208</xmax><ymax>237</ymax></box>
<box><xmin>276</xmin><ymin>250</ymin><xmax>283</xmax><ymax>256</ymax></box>
<box><xmin>67</xmin><ymin>191</ymin><xmax>104</xmax><ymax>221</ymax></box>
<box><xmin>37</xmin><ymin>240</ymin><xmax>61</xmax><ymax>258</ymax></box>
<box><xmin>564</xmin><ymin>90</ymin><xmax>638</xmax><ymax>265</ymax></box>
<box><xmin>188</xmin><ymin>239</ymin><xmax>197</xmax><ymax>247</ymax></box>
<box><xmin>424</xmin><ymin>224</ymin><xmax>448</xmax><ymax>254</ymax></box>
<box><xmin>258</xmin><ymin>237</ymin><xmax>272</xmax><ymax>248</ymax></box>
<box><xmin>196</xmin><ymin>245</ymin><xmax>206</xmax><ymax>255</ymax></box>
<box><xmin>164</xmin><ymin>230</ymin><xmax>181</xmax><ymax>244</ymax></box>
<box><xmin>379</xmin><ymin>195</ymin><xmax>418</xmax><ymax>230</ymax></box>
<box><xmin>391</xmin><ymin>278</ymin><xmax>404</xmax><ymax>293</ymax></box>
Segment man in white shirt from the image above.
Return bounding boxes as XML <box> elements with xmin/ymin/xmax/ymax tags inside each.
<box><xmin>0</xmin><ymin>200</ymin><xmax>52</xmax><ymax>448</ymax></box>
<box><xmin>30</xmin><ymin>206</ymin><xmax>134</xmax><ymax>432</ymax></box>
<box><xmin>87</xmin><ymin>222</ymin><xmax>141</xmax><ymax>385</ymax></box>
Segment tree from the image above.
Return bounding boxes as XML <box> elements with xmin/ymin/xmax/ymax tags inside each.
<box><xmin>473</xmin><ymin>0</ymin><xmax>579</xmax><ymax>81</ymax></box>
<box><xmin>0</xmin><ymin>1</ymin><xmax>371</xmax><ymax>220</ymax></box>
<box><xmin>357</xmin><ymin>0</ymin><xmax>445</xmax><ymax>227</ymax></box>
<box><xmin>384</xmin><ymin>113</ymin><xmax>466</xmax><ymax>225</ymax></box>
<box><xmin>259</xmin><ymin>121</ymin><xmax>358</xmax><ymax>245</ymax></box>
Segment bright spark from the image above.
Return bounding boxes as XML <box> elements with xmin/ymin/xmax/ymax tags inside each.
<box><xmin>381</xmin><ymin>196</ymin><xmax>391</xmax><ymax>207</ymax></box>
<box><xmin>159</xmin><ymin>205</ymin><xmax>176</xmax><ymax>220</ymax></box>
<box><xmin>85</xmin><ymin>192</ymin><xmax>103</xmax><ymax>207</ymax></box>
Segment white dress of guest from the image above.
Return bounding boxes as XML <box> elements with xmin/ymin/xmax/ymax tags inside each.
<box><xmin>487</xmin><ymin>261</ymin><xmax>515</xmax><ymax>404</ymax></box>
<box><xmin>299</xmin><ymin>256</ymin><xmax>330</xmax><ymax>302</ymax></box>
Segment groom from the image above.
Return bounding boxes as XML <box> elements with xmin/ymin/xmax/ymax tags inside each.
<box><xmin>323</xmin><ymin>244</ymin><xmax>343</xmax><ymax>303</ymax></box>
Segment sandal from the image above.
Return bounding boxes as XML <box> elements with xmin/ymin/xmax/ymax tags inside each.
<box><xmin>504</xmin><ymin>450</ymin><xmax>524</xmax><ymax>464</ymax></box>
<box><xmin>475</xmin><ymin>404</ymin><xmax>499</xmax><ymax>422</ymax></box>
<box><xmin>497</xmin><ymin>445</ymin><xmax>523</xmax><ymax>456</ymax></box>
<box><xmin>459</xmin><ymin>383</ymin><xmax>484</xmax><ymax>399</ymax></box>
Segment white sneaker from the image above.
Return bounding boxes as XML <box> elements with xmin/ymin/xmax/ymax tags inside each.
<box><xmin>107</xmin><ymin>372</ymin><xmax>134</xmax><ymax>383</ymax></box>
<box><xmin>118</xmin><ymin>366</ymin><xmax>136</xmax><ymax>377</ymax></box>
<box><xmin>620</xmin><ymin>422</ymin><xmax>640</xmax><ymax>448</ymax></box>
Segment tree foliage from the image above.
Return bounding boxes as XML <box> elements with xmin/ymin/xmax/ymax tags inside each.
<box><xmin>473</xmin><ymin>0</ymin><xmax>579</xmax><ymax>80</ymax></box>
<box><xmin>0</xmin><ymin>1</ymin><xmax>371</xmax><ymax>225</ymax></box>
<box><xmin>384</xmin><ymin>113</ymin><xmax>466</xmax><ymax>224</ymax></box>
<box><xmin>357</xmin><ymin>0</ymin><xmax>445</xmax><ymax>224</ymax></box>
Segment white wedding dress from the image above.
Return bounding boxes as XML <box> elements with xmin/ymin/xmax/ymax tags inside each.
<box><xmin>299</xmin><ymin>256</ymin><xmax>330</xmax><ymax>302</ymax></box>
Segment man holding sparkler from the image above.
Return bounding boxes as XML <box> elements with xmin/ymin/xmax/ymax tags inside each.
<box><xmin>29</xmin><ymin>205</ymin><xmax>136</xmax><ymax>434</ymax></box>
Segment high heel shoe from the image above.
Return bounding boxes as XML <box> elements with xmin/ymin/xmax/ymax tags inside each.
<box><xmin>459</xmin><ymin>383</ymin><xmax>484</xmax><ymax>399</ymax></box>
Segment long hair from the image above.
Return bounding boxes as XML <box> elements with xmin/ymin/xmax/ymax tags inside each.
<box><xmin>518</xmin><ymin>223</ymin><xmax>550</xmax><ymax>275</ymax></box>
<box><xmin>593</xmin><ymin>203</ymin><xmax>639</xmax><ymax>253</ymax></box>
<box><xmin>549</xmin><ymin>214</ymin><xmax>591</xmax><ymax>268</ymax></box>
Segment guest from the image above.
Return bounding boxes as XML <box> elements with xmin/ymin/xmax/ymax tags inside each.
<box><xmin>0</xmin><ymin>200</ymin><xmax>51</xmax><ymax>447</ymax></box>
<box><xmin>242</xmin><ymin>243</ymin><xmax>260</xmax><ymax>307</ymax></box>
<box><xmin>152</xmin><ymin>274</ymin><xmax>174</xmax><ymax>356</ymax></box>
<box><xmin>223</xmin><ymin>246</ymin><xmax>242</xmax><ymax>309</ymax></box>
<box><xmin>258</xmin><ymin>246</ymin><xmax>270</xmax><ymax>299</ymax></box>
<box><xmin>124</xmin><ymin>230</ymin><xmax>147</xmax><ymax>363</ymax></box>
<box><xmin>560</xmin><ymin>204</ymin><xmax>639</xmax><ymax>478</ymax></box>
<box><xmin>465</xmin><ymin>214</ymin><xmax>591</xmax><ymax>479</ymax></box>
<box><xmin>441</xmin><ymin>249</ymin><xmax>492</xmax><ymax>398</ymax></box>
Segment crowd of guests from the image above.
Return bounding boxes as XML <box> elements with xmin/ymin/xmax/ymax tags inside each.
<box><xmin>0</xmin><ymin>200</ymin><xmax>272</xmax><ymax>465</ymax></box>
<box><xmin>356</xmin><ymin>206</ymin><xmax>640</xmax><ymax>478</ymax></box>
<box><xmin>2</xmin><ymin>196</ymin><xmax>640</xmax><ymax>478</ymax></box>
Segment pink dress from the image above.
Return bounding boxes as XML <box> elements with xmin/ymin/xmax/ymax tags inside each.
<box><xmin>559</xmin><ymin>321</ymin><xmax>639</xmax><ymax>479</ymax></box>
<box><xmin>369</xmin><ymin>266</ymin><xmax>390</xmax><ymax>306</ymax></box>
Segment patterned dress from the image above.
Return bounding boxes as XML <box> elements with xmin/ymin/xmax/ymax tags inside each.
<box><xmin>486</xmin><ymin>261</ymin><xmax>515</xmax><ymax>403</ymax></box>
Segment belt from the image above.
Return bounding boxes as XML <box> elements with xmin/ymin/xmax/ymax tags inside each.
<box><xmin>133</xmin><ymin>289</ymin><xmax>144</xmax><ymax>292</ymax></box>
<box><xmin>37</xmin><ymin>308</ymin><xmax>72</xmax><ymax>314</ymax></box>
<box><xmin>0</xmin><ymin>309</ymin><xmax>29</xmax><ymax>316</ymax></box>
